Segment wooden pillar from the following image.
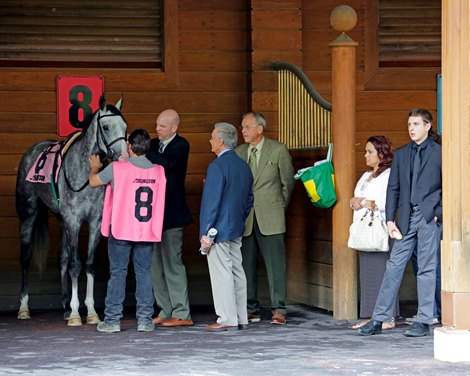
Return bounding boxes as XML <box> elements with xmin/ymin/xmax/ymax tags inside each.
<box><xmin>435</xmin><ymin>0</ymin><xmax>470</xmax><ymax>362</ymax></box>
<box><xmin>330</xmin><ymin>29</ymin><xmax>358</xmax><ymax>319</ymax></box>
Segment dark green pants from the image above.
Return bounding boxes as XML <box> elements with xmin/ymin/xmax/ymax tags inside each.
<box><xmin>241</xmin><ymin>217</ymin><xmax>287</xmax><ymax>315</ymax></box>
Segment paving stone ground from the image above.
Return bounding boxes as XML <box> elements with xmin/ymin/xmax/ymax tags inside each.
<box><xmin>1</xmin><ymin>305</ymin><xmax>469</xmax><ymax>376</ymax></box>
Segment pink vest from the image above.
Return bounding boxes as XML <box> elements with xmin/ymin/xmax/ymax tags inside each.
<box><xmin>101</xmin><ymin>161</ymin><xmax>166</xmax><ymax>242</ymax></box>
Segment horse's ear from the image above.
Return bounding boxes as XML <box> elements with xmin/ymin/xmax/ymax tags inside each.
<box><xmin>99</xmin><ymin>94</ymin><xmax>106</xmax><ymax>111</ymax></box>
<box><xmin>115</xmin><ymin>97</ymin><xmax>123</xmax><ymax>111</ymax></box>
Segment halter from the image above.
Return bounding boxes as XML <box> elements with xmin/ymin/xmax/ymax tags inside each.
<box><xmin>63</xmin><ymin>111</ymin><xmax>127</xmax><ymax>194</ymax></box>
<box><xmin>96</xmin><ymin>112</ymin><xmax>127</xmax><ymax>160</ymax></box>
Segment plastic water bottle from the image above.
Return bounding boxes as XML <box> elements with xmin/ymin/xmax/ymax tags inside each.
<box><xmin>199</xmin><ymin>228</ymin><xmax>217</xmax><ymax>255</ymax></box>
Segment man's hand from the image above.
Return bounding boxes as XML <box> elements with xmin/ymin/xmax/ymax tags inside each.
<box><xmin>89</xmin><ymin>155</ymin><xmax>103</xmax><ymax>173</ymax></box>
<box><xmin>88</xmin><ymin>155</ymin><xmax>104</xmax><ymax>187</ymax></box>
<box><xmin>387</xmin><ymin>221</ymin><xmax>401</xmax><ymax>239</ymax></box>
<box><xmin>200</xmin><ymin>235</ymin><xmax>213</xmax><ymax>249</ymax></box>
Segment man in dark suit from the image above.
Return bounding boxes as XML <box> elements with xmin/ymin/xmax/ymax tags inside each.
<box><xmin>358</xmin><ymin>108</ymin><xmax>442</xmax><ymax>337</ymax></box>
<box><xmin>147</xmin><ymin>109</ymin><xmax>193</xmax><ymax>327</ymax></box>
<box><xmin>235</xmin><ymin>111</ymin><xmax>295</xmax><ymax>325</ymax></box>
<box><xmin>200</xmin><ymin>122</ymin><xmax>254</xmax><ymax>332</ymax></box>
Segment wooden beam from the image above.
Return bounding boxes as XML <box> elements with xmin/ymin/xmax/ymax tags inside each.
<box><xmin>435</xmin><ymin>0</ymin><xmax>470</xmax><ymax>363</ymax></box>
<box><xmin>330</xmin><ymin>35</ymin><xmax>358</xmax><ymax>320</ymax></box>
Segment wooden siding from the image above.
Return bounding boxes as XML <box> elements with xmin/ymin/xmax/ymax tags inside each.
<box><xmin>0</xmin><ymin>0</ymin><xmax>437</xmax><ymax>314</ymax></box>
<box><xmin>297</xmin><ymin>0</ymin><xmax>437</xmax><ymax>310</ymax></box>
<box><xmin>0</xmin><ymin>1</ymin><xmax>164</xmax><ymax>68</ymax></box>
<box><xmin>0</xmin><ymin>0</ymin><xmax>250</xmax><ymax>312</ymax></box>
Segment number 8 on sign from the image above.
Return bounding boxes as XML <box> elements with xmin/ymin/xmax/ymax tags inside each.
<box><xmin>57</xmin><ymin>76</ymin><xmax>104</xmax><ymax>137</ymax></box>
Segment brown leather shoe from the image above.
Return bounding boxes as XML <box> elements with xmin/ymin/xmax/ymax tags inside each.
<box><xmin>248</xmin><ymin>313</ymin><xmax>261</xmax><ymax>323</ymax></box>
<box><xmin>205</xmin><ymin>322</ymin><xmax>238</xmax><ymax>332</ymax></box>
<box><xmin>160</xmin><ymin>317</ymin><xmax>193</xmax><ymax>327</ymax></box>
<box><xmin>152</xmin><ymin>317</ymin><xmax>168</xmax><ymax>325</ymax></box>
<box><xmin>271</xmin><ymin>312</ymin><xmax>286</xmax><ymax>325</ymax></box>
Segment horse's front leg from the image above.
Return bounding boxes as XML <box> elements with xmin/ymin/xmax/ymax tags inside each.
<box><xmin>59</xmin><ymin>230</ymin><xmax>71</xmax><ymax>320</ymax></box>
<box><xmin>84</xmin><ymin>221</ymin><xmax>102</xmax><ymax>324</ymax></box>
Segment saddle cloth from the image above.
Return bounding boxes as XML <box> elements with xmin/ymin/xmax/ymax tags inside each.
<box><xmin>26</xmin><ymin>132</ymin><xmax>81</xmax><ymax>184</ymax></box>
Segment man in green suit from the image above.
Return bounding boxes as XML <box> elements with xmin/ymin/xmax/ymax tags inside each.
<box><xmin>235</xmin><ymin>111</ymin><xmax>295</xmax><ymax>325</ymax></box>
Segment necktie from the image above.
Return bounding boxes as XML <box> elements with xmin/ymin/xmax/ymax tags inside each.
<box><xmin>410</xmin><ymin>145</ymin><xmax>421</xmax><ymax>205</ymax></box>
<box><xmin>158</xmin><ymin>142</ymin><xmax>164</xmax><ymax>154</ymax></box>
<box><xmin>248</xmin><ymin>147</ymin><xmax>257</xmax><ymax>174</ymax></box>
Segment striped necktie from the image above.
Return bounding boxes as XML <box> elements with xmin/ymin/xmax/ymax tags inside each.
<box><xmin>158</xmin><ymin>142</ymin><xmax>164</xmax><ymax>154</ymax></box>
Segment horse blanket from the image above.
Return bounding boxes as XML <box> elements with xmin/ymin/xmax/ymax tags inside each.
<box><xmin>26</xmin><ymin>132</ymin><xmax>81</xmax><ymax>184</ymax></box>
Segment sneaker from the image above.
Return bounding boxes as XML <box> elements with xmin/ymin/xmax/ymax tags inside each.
<box><xmin>97</xmin><ymin>321</ymin><xmax>120</xmax><ymax>333</ymax></box>
<box><xmin>405</xmin><ymin>315</ymin><xmax>440</xmax><ymax>325</ymax></box>
<box><xmin>137</xmin><ymin>322</ymin><xmax>155</xmax><ymax>332</ymax></box>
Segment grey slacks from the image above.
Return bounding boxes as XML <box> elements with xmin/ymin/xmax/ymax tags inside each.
<box><xmin>373</xmin><ymin>210</ymin><xmax>439</xmax><ymax>324</ymax></box>
<box><xmin>151</xmin><ymin>227</ymin><xmax>191</xmax><ymax>320</ymax></box>
<box><xmin>207</xmin><ymin>237</ymin><xmax>248</xmax><ymax>326</ymax></box>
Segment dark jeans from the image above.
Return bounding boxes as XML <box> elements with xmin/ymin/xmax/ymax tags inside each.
<box><xmin>103</xmin><ymin>234</ymin><xmax>154</xmax><ymax>325</ymax></box>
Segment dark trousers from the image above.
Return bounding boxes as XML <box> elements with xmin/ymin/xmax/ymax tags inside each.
<box><xmin>241</xmin><ymin>216</ymin><xmax>287</xmax><ymax>315</ymax></box>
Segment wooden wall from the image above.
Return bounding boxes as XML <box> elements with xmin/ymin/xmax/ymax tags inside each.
<box><xmin>0</xmin><ymin>0</ymin><xmax>439</xmax><ymax>314</ymax></box>
<box><xmin>292</xmin><ymin>0</ymin><xmax>439</xmax><ymax>308</ymax></box>
<box><xmin>0</xmin><ymin>0</ymin><xmax>251</xmax><ymax>312</ymax></box>
<box><xmin>249</xmin><ymin>0</ymin><xmax>439</xmax><ymax>311</ymax></box>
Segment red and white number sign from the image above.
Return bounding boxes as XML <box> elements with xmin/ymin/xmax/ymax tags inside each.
<box><xmin>56</xmin><ymin>76</ymin><xmax>104</xmax><ymax>137</ymax></box>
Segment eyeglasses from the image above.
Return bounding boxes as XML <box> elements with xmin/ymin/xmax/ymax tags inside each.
<box><xmin>239</xmin><ymin>124</ymin><xmax>260</xmax><ymax>131</ymax></box>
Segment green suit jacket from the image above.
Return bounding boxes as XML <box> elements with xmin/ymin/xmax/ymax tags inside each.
<box><xmin>235</xmin><ymin>137</ymin><xmax>295</xmax><ymax>236</ymax></box>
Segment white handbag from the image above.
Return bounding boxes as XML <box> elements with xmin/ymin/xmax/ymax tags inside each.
<box><xmin>348</xmin><ymin>209</ymin><xmax>389</xmax><ymax>252</ymax></box>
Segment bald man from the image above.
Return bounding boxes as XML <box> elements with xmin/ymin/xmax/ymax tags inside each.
<box><xmin>147</xmin><ymin>109</ymin><xmax>194</xmax><ymax>327</ymax></box>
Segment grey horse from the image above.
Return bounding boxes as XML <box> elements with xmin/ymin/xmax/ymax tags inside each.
<box><xmin>16</xmin><ymin>96</ymin><xmax>128</xmax><ymax>326</ymax></box>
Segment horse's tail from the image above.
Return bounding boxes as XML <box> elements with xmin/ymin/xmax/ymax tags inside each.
<box><xmin>31</xmin><ymin>200</ymin><xmax>49</xmax><ymax>276</ymax></box>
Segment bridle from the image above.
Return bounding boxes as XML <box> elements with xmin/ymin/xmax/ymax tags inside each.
<box><xmin>95</xmin><ymin>112</ymin><xmax>127</xmax><ymax>160</ymax></box>
<box><xmin>63</xmin><ymin>111</ymin><xmax>127</xmax><ymax>194</ymax></box>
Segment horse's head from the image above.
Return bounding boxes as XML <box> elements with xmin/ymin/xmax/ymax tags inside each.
<box><xmin>95</xmin><ymin>96</ymin><xmax>129</xmax><ymax>161</ymax></box>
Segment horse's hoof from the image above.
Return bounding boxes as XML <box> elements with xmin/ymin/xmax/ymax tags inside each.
<box><xmin>86</xmin><ymin>314</ymin><xmax>101</xmax><ymax>325</ymax></box>
<box><xmin>17</xmin><ymin>310</ymin><xmax>31</xmax><ymax>320</ymax></box>
<box><xmin>67</xmin><ymin>316</ymin><xmax>82</xmax><ymax>326</ymax></box>
<box><xmin>63</xmin><ymin>311</ymin><xmax>71</xmax><ymax>320</ymax></box>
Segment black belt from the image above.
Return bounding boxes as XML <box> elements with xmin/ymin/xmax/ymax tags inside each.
<box><xmin>410</xmin><ymin>204</ymin><xmax>420</xmax><ymax>213</ymax></box>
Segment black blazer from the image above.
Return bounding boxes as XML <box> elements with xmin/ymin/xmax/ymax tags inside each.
<box><xmin>385</xmin><ymin>140</ymin><xmax>442</xmax><ymax>235</ymax></box>
<box><xmin>147</xmin><ymin>134</ymin><xmax>193</xmax><ymax>230</ymax></box>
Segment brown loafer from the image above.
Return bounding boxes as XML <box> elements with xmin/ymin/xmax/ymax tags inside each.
<box><xmin>248</xmin><ymin>313</ymin><xmax>261</xmax><ymax>323</ymax></box>
<box><xmin>152</xmin><ymin>317</ymin><xmax>169</xmax><ymax>325</ymax></box>
<box><xmin>205</xmin><ymin>322</ymin><xmax>238</xmax><ymax>332</ymax></box>
<box><xmin>271</xmin><ymin>312</ymin><xmax>286</xmax><ymax>325</ymax></box>
<box><xmin>160</xmin><ymin>317</ymin><xmax>193</xmax><ymax>327</ymax></box>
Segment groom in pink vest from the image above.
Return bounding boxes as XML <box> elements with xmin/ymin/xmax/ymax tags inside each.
<box><xmin>89</xmin><ymin>129</ymin><xmax>166</xmax><ymax>333</ymax></box>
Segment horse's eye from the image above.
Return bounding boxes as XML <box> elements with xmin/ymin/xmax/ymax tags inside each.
<box><xmin>103</xmin><ymin>125</ymin><xmax>109</xmax><ymax>131</ymax></box>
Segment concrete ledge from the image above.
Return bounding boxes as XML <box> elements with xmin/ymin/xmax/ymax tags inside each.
<box><xmin>434</xmin><ymin>326</ymin><xmax>470</xmax><ymax>362</ymax></box>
